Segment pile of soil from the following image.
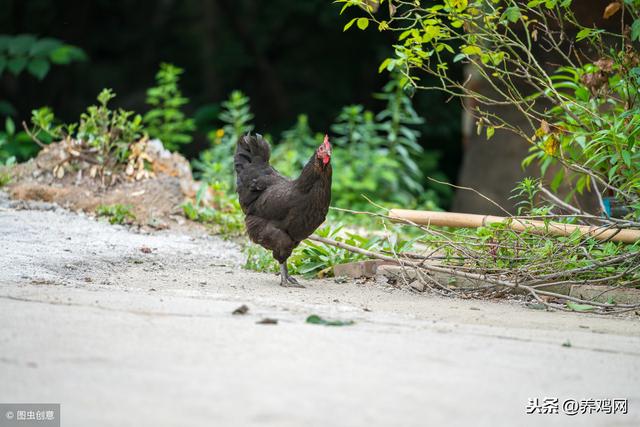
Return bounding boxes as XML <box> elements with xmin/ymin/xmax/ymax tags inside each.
<box><xmin>5</xmin><ymin>139</ymin><xmax>204</xmax><ymax>229</ymax></box>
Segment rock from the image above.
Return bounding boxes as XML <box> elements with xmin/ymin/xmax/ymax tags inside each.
<box><xmin>377</xmin><ymin>264</ymin><xmax>494</xmax><ymax>290</ymax></box>
<box><xmin>333</xmin><ymin>260</ymin><xmax>392</xmax><ymax>278</ymax></box>
<box><xmin>570</xmin><ymin>285</ymin><xmax>640</xmax><ymax>305</ymax></box>
<box><xmin>409</xmin><ymin>280</ymin><xmax>425</xmax><ymax>292</ymax></box>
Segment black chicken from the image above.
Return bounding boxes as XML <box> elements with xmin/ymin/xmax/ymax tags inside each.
<box><xmin>234</xmin><ymin>134</ymin><xmax>332</xmax><ymax>287</ymax></box>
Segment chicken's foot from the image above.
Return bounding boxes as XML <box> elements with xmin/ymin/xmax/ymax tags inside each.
<box><xmin>279</xmin><ymin>263</ymin><xmax>304</xmax><ymax>288</ymax></box>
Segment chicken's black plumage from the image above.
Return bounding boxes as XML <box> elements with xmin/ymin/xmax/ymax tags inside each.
<box><xmin>234</xmin><ymin>134</ymin><xmax>332</xmax><ymax>287</ymax></box>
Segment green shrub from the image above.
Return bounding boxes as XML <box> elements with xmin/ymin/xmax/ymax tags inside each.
<box><xmin>78</xmin><ymin>89</ymin><xmax>143</xmax><ymax>165</ymax></box>
<box><xmin>28</xmin><ymin>89</ymin><xmax>143</xmax><ymax>172</ymax></box>
<box><xmin>524</xmin><ymin>62</ymin><xmax>640</xmax><ymax>218</ymax></box>
<box><xmin>339</xmin><ymin>0</ymin><xmax>639</xmax><ymax>219</ymax></box>
<box><xmin>143</xmin><ymin>63</ymin><xmax>195</xmax><ymax>152</ymax></box>
<box><xmin>193</xmin><ymin>90</ymin><xmax>254</xmax><ymax>187</ymax></box>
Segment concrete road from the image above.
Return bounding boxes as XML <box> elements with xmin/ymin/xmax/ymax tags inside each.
<box><xmin>1</xmin><ymin>196</ymin><xmax>639</xmax><ymax>426</ymax></box>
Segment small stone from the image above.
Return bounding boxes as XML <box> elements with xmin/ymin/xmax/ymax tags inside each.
<box><xmin>232</xmin><ymin>305</ymin><xmax>249</xmax><ymax>315</ymax></box>
<box><xmin>409</xmin><ymin>280</ymin><xmax>425</xmax><ymax>292</ymax></box>
<box><xmin>256</xmin><ymin>318</ymin><xmax>278</xmax><ymax>325</ymax></box>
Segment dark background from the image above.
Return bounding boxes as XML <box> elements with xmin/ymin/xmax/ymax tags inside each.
<box><xmin>0</xmin><ymin>0</ymin><xmax>462</xmax><ymax>193</ymax></box>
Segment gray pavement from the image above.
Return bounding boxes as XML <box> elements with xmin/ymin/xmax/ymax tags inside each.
<box><xmin>1</xmin><ymin>196</ymin><xmax>639</xmax><ymax>426</ymax></box>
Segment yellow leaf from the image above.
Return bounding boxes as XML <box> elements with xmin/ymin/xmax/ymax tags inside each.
<box><xmin>461</xmin><ymin>45</ymin><xmax>482</xmax><ymax>56</ymax></box>
<box><xmin>603</xmin><ymin>2</ymin><xmax>621</xmax><ymax>19</ymax></box>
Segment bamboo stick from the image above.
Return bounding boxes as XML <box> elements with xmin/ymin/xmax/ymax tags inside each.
<box><xmin>388</xmin><ymin>209</ymin><xmax>640</xmax><ymax>244</ymax></box>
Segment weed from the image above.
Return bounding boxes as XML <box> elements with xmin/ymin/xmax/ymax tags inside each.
<box><xmin>95</xmin><ymin>204</ymin><xmax>136</xmax><ymax>225</ymax></box>
<box><xmin>182</xmin><ymin>181</ymin><xmax>244</xmax><ymax>235</ymax></box>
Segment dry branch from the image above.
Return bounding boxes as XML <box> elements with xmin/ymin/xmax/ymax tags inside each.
<box><xmin>388</xmin><ymin>209</ymin><xmax>640</xmax><ymax>244</ymax></box>
<box><xmin>308</xmin><ymin>233</ymin><xmax>640</xmax><ymax>315</ymax></box>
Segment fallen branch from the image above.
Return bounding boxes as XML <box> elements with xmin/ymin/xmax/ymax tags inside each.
<box><xmin>308</xmin><ymin>234</ymin><xmax>640</xmax><ymax>314</ymax></box>
<box><xmin>388</xmin><ymin>209</ymin><xmax>640</xmax><ymax>244</ymax></box>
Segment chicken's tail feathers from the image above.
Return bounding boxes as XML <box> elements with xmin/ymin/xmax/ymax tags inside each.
<box><xmin>234</xmin><ymin>133</ymin><xmax>271</xmax><ymax>174</ymax></box>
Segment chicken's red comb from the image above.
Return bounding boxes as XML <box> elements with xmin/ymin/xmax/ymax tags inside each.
<box><xmin>323</xmin><ymin>134</ymin><xmax>331</xmax><ymax>149</ymax></box>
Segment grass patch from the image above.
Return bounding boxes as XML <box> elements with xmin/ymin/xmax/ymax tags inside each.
<box><xmin>95</xmin><ymin>203</ymin><xmax>136</xmax><ymax>225</ymax></box>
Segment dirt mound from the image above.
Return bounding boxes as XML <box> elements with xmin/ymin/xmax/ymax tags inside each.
<box><xmin>6</xmin><ymin>139</ymin><xmax>203</xmax><ymax>228</ymax></box>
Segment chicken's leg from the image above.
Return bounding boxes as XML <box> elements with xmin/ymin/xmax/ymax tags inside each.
<box><xmin>279</xmin><ymin>263</ymin><xmax>304</xmax><ymax>288</ymax></box>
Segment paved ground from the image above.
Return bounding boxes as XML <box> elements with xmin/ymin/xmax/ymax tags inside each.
<box><xmin>1</xmin><ymin>194</ymin><xmax>639</xmax><ymax>426</ymax></box>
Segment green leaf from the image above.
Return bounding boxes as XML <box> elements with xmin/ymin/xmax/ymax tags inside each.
<box><xmin>29</xmin><ymin>38</ymin><xmax>62</xmax><ymax>57</ymax></box>
<box><xmin>575</xmin><ymin>86</ymin><xmax>590</xmax><ymax>102</ymax></box>
<box><xmin>8</xmin><ymin>34</ymin><xmax>36</xmax><ymax>55</ymax></box>
<box><xmin>550</xmin><ymin>168</ymin><xmax>564</xmax><ymax>192</ymax></box>
<box><xmin>27</xmin><ymin>58</ymin><xmax>50</xmax><ymax>80</ymax></box>
<box><xmin>566</xmin><ymin>301</ymin><xmax>596</xmax><ymax>312</ymax></box>
<box><xmin>632</xmin><ymin>19</ymin><xmax>640</xmax><ymax>41</ymax></box>
<box><xmin>7</xmin><ymin>57</ymin><xmax>28</xmax><ymax>75</ymax></box>
<box><xmin>378</xmin><ymin>58</ymin><xmax>392</xmax><ymax>73</ymax></box>
<box><xmin>306</xmin><ymin>314</ymin><xmax>355</xmax><ymax>326</ymax></box>
<box><xmin>501</xmin><ymin>6</ymin><xmax>522</xmax><ymax>23</ymax></box>
<box><xmin>461</xmin><ymin>45</ymin><xmax>482</xmax><ymax>56</ymax></box>
<box><xmin>357</xmin><ymin>17</ymin><xmax>369</xmax><ymax>30</ymax></box>
<box><xmin>486</xmin><ymin>126</ymin><xmax>495</xmax><ymax>140</ymax></box>
<box><xmin>343</xmin><ymin>17</ymin><xmax>358</xmax><ymax>31</ymax></box>
<box><xmin>49</xmin><ymin>45</ymin><xmax>87</xmax><ymax>64</ymax></box>
<box><xmin>5</xmin><ymin>117</ymin><xmax>15</xmax><ymax>135</ymax></box>
<box><xmin>576</xmin><ymin>28</ymin><xmax>591</xmax><ymax>41</ymax></box>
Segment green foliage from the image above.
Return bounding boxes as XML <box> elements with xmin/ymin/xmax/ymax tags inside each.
<box><xmin>196</xmin><ymin>83</ymin><xmax>443</xmax><ymax>213</ymax></box>
<box><xmin>95</xmin><ymin>204</ymin><xmax>136</xmax><ymax>225</ymax></box>
<box><xmin>423</xmin><ymin>184</ymin><xmax>640</xmax><ymax>287</ymax></box>
<box><xmin>271</xmin><ymin>114</ymin><xmax>320</xmax><ymax>177</ymax></box>
<box><xmin>244</xmin><ymin>223</ymin><xmax>413</xmax><ymax>278</ymax></box>
<box><xmin>182</xmin><ymin>181</ymin><xmax>244</xmax><ymax>235</ymax></box>
<box><xmin>76</xmin><ymin>89</ymin><xmax>143</xmax><ymax>165</ymax></box>
<box><xmin>289</xmin><ymin>225</ymin><xmax>373</xmax><ymax>277</ymax></box>
<box><xmin>510</xmin><ymin>177</ymin><xmax>541</xmax><ymax>215</ymax></box>
<box><xmin>193</xmin><ymin>90</ymin><xmax>254</xmax><ymax>187</ymax></box>
<box><xmin>339</xmin><ymin>0</ymin><xmax>640</xmax><ymax>218</ymax></box>
<box><xmin>0</xmin><ymin>34</ymin><xmax>86</xmax><ymax>80</ymax></box>
<box><xmin>143</xmin><ymin>63</ymin><xmax>195</xmax><ymax>152</ymax></box>
<box><xmin>0</xmin><ymin>152</ymin><xmax>15</xmax><ymax>187</ymax></box>
<box><xmin>0</xmin><ymin>116</ymin><xmax>37</xmax><ymax>163</ymax></box>
<box><xmin>524</xmin><ymin>62</ymin><xmax>640</xmax><ymax>218</ymax></box>
<box><xmin>272</xmin><ymin>74</ymin><xmax>443</xmax><ymax>211</ymax></box>
<box><xmin>0</xmin><ymin>168</ymin><xmax>12</xmax><ymax>187</ymax></box>
<box><xmin>244</xmin><ymin>244</ymin><xmax>279</xmax><ymax>273</ymax></box>
<box><xmin>24</xmin><ymin>89</ymin><xmax>144</xmax><ymax>177</ymax></box>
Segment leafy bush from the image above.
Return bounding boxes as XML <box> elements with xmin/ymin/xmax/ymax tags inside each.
<box><xmin>0</xmin><ymin>34</ymin><xmax>86</xmax><ymax>80</ymax></box>
<box><xmin>77</xmin><ymin>89</ymin><xmax>144</xmax><ymax>165</ymax></box>
<box><xmin>524</xmin><ymin>62</ymin><xmax>640</xmax><ymax>217</ymax></box>
<box><xmin>29</xmin><ymin>89</ymin><xmax>144</xmax><ymax>173</ymax></box>
<box><xmin>339</xmin><ymin>0</ymin><xmax>639</xmax><ymax>218</ymax></box>
<box><xmin>143</xmin><ymin>63</ymin><xmax>195</xmax><ymax>152</ymax></box>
